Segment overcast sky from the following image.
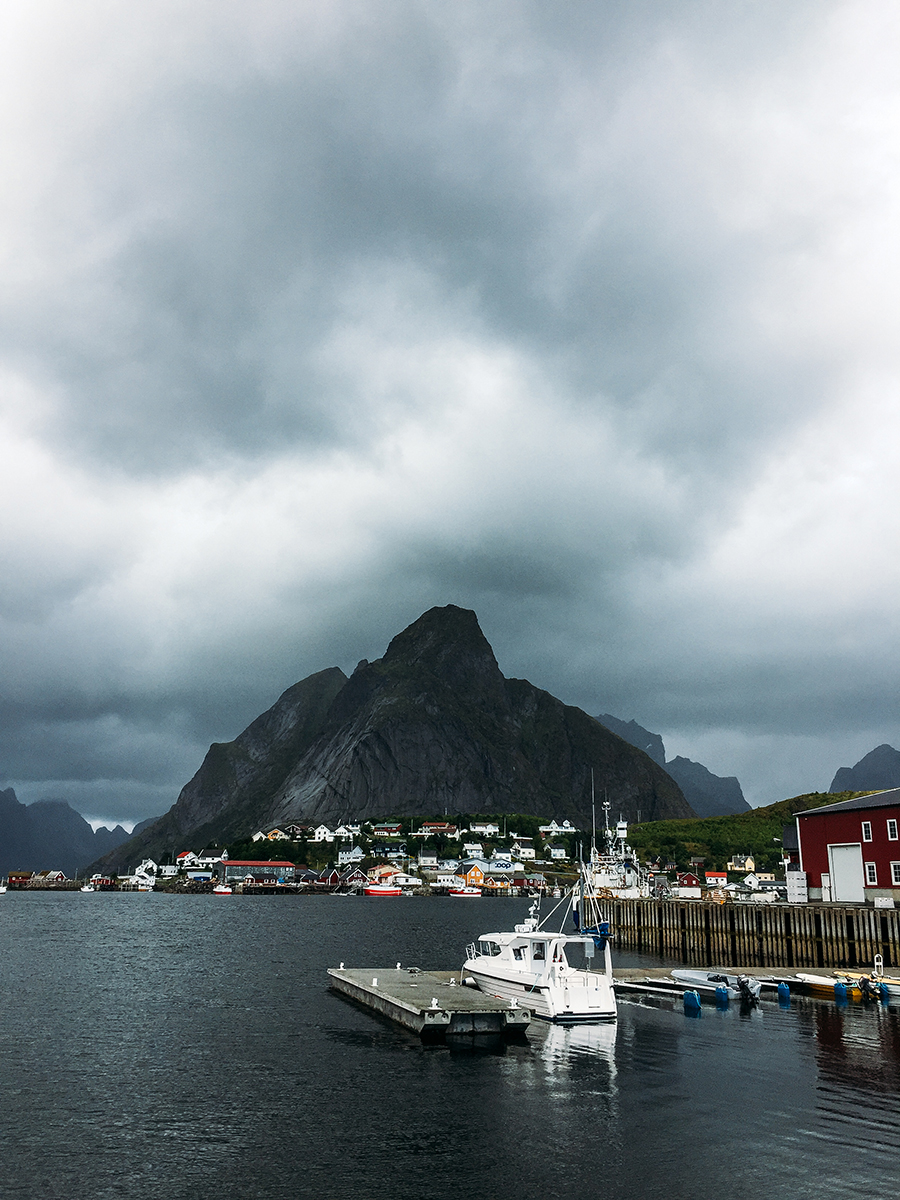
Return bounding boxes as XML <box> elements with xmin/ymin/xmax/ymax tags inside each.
<box><xmin>1</xmin><ymin>1</ymin><xmax>898</xmax><ymax>827</ymax></box>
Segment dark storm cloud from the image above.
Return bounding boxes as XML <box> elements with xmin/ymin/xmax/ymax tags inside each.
<box><xmin>1</xmin><ymin>1</ymin><xmax>898</xmax><ymax>820</ymax></box>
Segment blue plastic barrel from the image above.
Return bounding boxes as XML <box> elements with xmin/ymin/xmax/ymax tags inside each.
<box><xmin>834</xmin><ymin>981</ymin><xmax>848</xmax><ymax>1003</ymax></box>
<box><xmin>715</xmin><ymin>985</ymin><xmax>729</xmax><ymax>1007</ymax></box>
<box><xmin>683</xmin><ymin>989</ymin><xmax>702</xmax><ymax>1014</ymax></box>
<box><xmin>777</xmin><ymin>981</ymin><xmax>791</xmax><ymax>1005</ymax></box>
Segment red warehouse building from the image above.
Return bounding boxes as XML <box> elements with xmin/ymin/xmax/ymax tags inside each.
<box><xmin>796</xmin><ymin>789</ymin><xmax>900</xmax><ymax>903</ymax></box>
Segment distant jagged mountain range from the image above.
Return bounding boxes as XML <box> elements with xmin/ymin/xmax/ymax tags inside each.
<box><xmin>0</xmin><ymin>788</ymin><xmax>154</xmax><ymax>877</ymax></box>
<box><xmin>95</xmin><ymin>605</ymin><xmax>694</xmax><ymax>872</ymax></box>
<box><xmin>830</xmin><ymin>744</ymin><xmax>900</xmax><ymax>793</ymax></box>
<box><xmin>595</xmin><ymin>714</ymin><xmax>751</xmax><ymax>818</ymax></box>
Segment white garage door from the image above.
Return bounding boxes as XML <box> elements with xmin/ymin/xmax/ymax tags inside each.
<box><xmin>828</xmin><ymin>843</ymin><xmax>864</xmax><ymax>903</ymax></box>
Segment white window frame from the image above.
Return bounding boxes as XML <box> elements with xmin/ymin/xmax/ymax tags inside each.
<box><xmin>864</xmin><ymin>861</ymin><xmax>878</xmax><ymax>885</ymax></box>
<box><xmin>891</xmin><ymin>862</ymin><xmax>900</xmax><ymax>886</ymax></box>
<box><xmin>887</xmin><ymin>819</ymin><xmax>898</xmax><ymax>841</ymax></box>
<box><xmin>862</xmin><ymin>821</ymin><xmax>873</xmax><ymax>842</ymax></box>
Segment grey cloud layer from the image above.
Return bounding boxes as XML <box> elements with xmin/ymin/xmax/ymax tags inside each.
<box><xmin>1</xmin><ymin>1</ymin><xmax>897</xmax><ymax>819</ymax></box>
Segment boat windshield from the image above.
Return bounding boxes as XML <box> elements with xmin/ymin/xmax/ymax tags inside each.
<box><xmin>478</xmin><ymin>940</ymin><xmax>501</xmax><ymax>956</ymax></box>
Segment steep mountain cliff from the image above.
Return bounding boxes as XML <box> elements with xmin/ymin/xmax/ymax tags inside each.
<box><xmin>663</xmin><ymin>756</ymin><xmax>749</xmax><ymax>818</ymax></box>
<box><xmin>595</xmin><ymin>714</ymin><xmax>750</xmax><ymax>816</ymax></box>
<box><xmin>98</xmin><ymin>606</ymin><xmax>694</xmax><ymax>869</ymax></box>
<box><xmin>0</xmin><ymin>788</ymin><xmax>133</xmax><ymax>876</ymax></box>
<box><xmin>830</xmin><ymin>744</ymin><xmax>900</xmax><ymax>793</ymax></box>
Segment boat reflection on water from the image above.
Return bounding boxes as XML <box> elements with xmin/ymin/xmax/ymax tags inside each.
<box><xmin>540</xmin><ymin>1017</ymin><xmax>618</xmax><ymax>1078</ymax></box>
<box><xmin>813</xmin><ymin>1002</ymin><xmax>900</xmax><ymax>1093</ymax></box>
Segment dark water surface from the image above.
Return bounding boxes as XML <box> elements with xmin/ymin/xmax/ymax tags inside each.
<box><xmin>2</xmin><ymin>892</ymin><xmax>899</xmax><ymax>1199</ymax></box>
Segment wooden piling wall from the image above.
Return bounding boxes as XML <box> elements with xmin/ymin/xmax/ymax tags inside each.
<box><xmin>607</xmin><ymin>899</ymin><xmax>900</xmax><ymax>969</ymax></box>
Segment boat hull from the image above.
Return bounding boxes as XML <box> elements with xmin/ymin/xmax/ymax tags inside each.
<box><xmin>364</xmin><ymin>885</ymin><xmax>402</xmax><ymax>896</ymax></box>
<box><xmin>466</xmin><ymin>965</ymin><xmax>616</xmax><ymax>1022</ymax></box>
<box><xmin>838</xmin><ymin>970</ymin><xmax>900</xmax><ymax>999</ymax></box>
<box><xmin>795</xmin><ymin>972</ymin><xmax>871</xmax><ymax>998</ymax></box>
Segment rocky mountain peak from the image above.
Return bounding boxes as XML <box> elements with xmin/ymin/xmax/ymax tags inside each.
<box><xmin>381</xmin><ymin>605</ymin><xmax>500</xmax><ymax>684</ymax></box>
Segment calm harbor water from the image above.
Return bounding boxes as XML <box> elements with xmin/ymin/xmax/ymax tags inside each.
<box><xmin>1</xmin><ymin>892</ymin><xmax>899</xmax><ymax>1200</ymax></box>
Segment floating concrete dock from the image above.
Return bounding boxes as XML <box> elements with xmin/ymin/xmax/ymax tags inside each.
<box><xmin>327</xmin><ymin>967</ymin><xmax>532</xmax><ymax>1039</ymax></box>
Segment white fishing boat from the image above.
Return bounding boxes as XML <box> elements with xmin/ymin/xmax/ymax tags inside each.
<box><xmin>671</xmin><ymin>969</ymin><xmax>762</xmax><ymax>1002</ymax></box>
<box><xmin>449</xmin><ymin>885</ymin><xmax>481</xmax><ymax>897</ymax></box>
<box><xmin>80</xmin><ymin>884</ymin><xmax>95</xmax><ymax>892</ymax></box>
<box><xmin>364</xmin><ymin>883</ymin><xmax>403</xmax><ymax>896</ymax></box>
<box><xmin>463</xmin><ymin>873</ymin><xmax>617</xmax><ymax>1023</ymax></box>
<box><xmin>588</xmin><ymin>801</ymin><xmax>649</xmax><ymax>898</ymax></box>
<box><xmin>213</xmin><ymin>884</ymin><xmax>233</xmax><ymax>895</ymax></box>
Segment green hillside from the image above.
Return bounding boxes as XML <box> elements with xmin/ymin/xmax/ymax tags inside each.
<box><xmin>628</xmin><ymin>791</ymin><xmax>867</xmax><ymax>874</ymax></box>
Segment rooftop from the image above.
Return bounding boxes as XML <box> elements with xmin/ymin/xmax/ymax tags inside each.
<box><xmin>798</xmin><ymin>788</ymin><xmax>900</xmax><ymax>816</ymax></box>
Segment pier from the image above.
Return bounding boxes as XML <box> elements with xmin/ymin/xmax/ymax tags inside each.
<box><xmin>608</xmin><ymin>898</ymin><xmax>900</xmax><ymax>969</ymax></box>
<box><xmin>327</xmin><ymin>967</ymin><xmax>532</xmax><ymax>1039</ymax></box>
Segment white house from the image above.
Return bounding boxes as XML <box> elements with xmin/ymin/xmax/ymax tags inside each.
<box><xmin>539</xmin><ymin>819</ymin><xmax>579</xmax><ymax>836</ymax></box>
<box><xmin>313</xmin><ymin>825</ymin><xmax>335</xmax><ymax>843</ymax></box>
<box><xmin>417</xmin><ymin>852</ymin><xmax>439</xmax><ymax>868</ymax></box>
<box><xmin>462</xmin><ymin>842</ymin><xmax>484</xmax><ymax>858</ymax></box>
<box><xmin>511</xmin><ymin>838</ymin><xmax>536</xmax><ymax>860</ymax></box>
<box><xmin>469</xmin><ymin>821</ymin><xmax>500</xmax><ymax>836</ymax></box>
<box><xmin>196</xmin><ymin>850</ymin><xmax>227</xmax><ymax>867</ymax></box>
<box><xmin>334</xmin><ymin>823</ymin><xmax>361</xmax><ymax>841</ymax></box>
<box><xmin>338</xmin><ymin>845</ymin><xmax>365</xmax><ymax>865</ymax></box>
<box><xmin>547</xmin><ymin>845</ymin><xmax>568</xmax><ymax>861</ymax></box>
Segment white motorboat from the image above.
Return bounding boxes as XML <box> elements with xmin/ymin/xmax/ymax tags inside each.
<box><xmin>671</xmin><ymin>968</ymin><xmax>762</xmax><ymax>1002</ymax></box>
<box><xmin>213</xmin><ymin>884</ymin><xmax>233</xmax><ymax>896</ymax></box>
<box><xmin>463</xmin><ymin>877</ymin><xmax>617</xmax><ymax>1022</ymax></box>
<box><xmin>80</xmin><ymin>884</ymin><xmax>95</xmax><ymax>892</ymax></box>
<box><xmin>449</xmin><ymin>885</ymin><xmax>481</xmax><ymax>897</ymax></box>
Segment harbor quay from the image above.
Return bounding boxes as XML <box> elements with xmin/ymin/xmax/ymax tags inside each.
<box><xmin>607</xmin><ymin>896</ymin><xmax>900</xmax><ymax>970</ymax></box>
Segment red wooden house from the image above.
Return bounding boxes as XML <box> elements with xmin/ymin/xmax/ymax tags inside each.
<box><xmin>796</xmin><ymin>789</ymin><xmax>900</xmax><ymax>903</ymax></box>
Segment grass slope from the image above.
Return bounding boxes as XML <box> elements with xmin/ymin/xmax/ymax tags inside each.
<box><xmin>628</xmin><ymin>792</ymin><xmax>867</xmax><ymax>874</ymax></box>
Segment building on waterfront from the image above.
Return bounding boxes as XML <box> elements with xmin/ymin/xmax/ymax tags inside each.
<box><xmin>796</xmin><ymin>789</ymin><xmax>900</xmax><ymax>903</ymax></box>
<box><xmin>218</xmin><ymin>860</ymin><xmax>298</xmax><ymax>885</ymax></box>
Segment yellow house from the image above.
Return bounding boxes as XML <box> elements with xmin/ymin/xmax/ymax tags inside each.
<box><xmin>458</xmin><ymin>863</ymin><xmax>485</xmax><ymax>886</ymax></box>
<box><xmin>726</xmin><ymin>853</ymin><xmax>755</xmax><ymax>872</ymax></box>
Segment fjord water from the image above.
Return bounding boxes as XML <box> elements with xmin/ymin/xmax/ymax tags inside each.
<box><xmin>2</xmin><ymin>894</ymin><xmax>898</xmax><ymax>1200</ymax></box>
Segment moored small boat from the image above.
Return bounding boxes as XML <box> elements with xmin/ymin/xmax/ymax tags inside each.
<box><xmin>364</xmin><ymin>883</ymin><xmax>403</xmax><ymax>896</ymax></box>
<box><xmin>213</xmin><ymin>884</ymin><xmax>233</xmax><ymax>895</ymax></box>
<box><xmin>671</xmin><ymin>969</ymin><xmax>762</xmax><ymax>1003</ymax></box>
<box><xmin>449</xmin><ymin>886</ymin><xmax>481</xmax><ymax>897</ymax></box>
<box><xmin>833</xmin><ymin>954</ymin><xmax>899</xmax><ymax>999</ymax></box>
<box><xmin>794</xmin><ymin>972</ymin><xmax>879</xmax><ymax>999</ymax></box>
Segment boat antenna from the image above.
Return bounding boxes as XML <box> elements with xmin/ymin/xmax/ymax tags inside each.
<box><xmin>591</xmin><ymin>768</ymin><xmax>597</xmax><ymax>860</ymax></box>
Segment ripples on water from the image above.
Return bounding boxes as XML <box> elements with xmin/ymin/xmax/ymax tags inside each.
<box><xmin>1</xmin><ymin>893</ymin><xmax>898</xmax><ymax>1200</ymax></box>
